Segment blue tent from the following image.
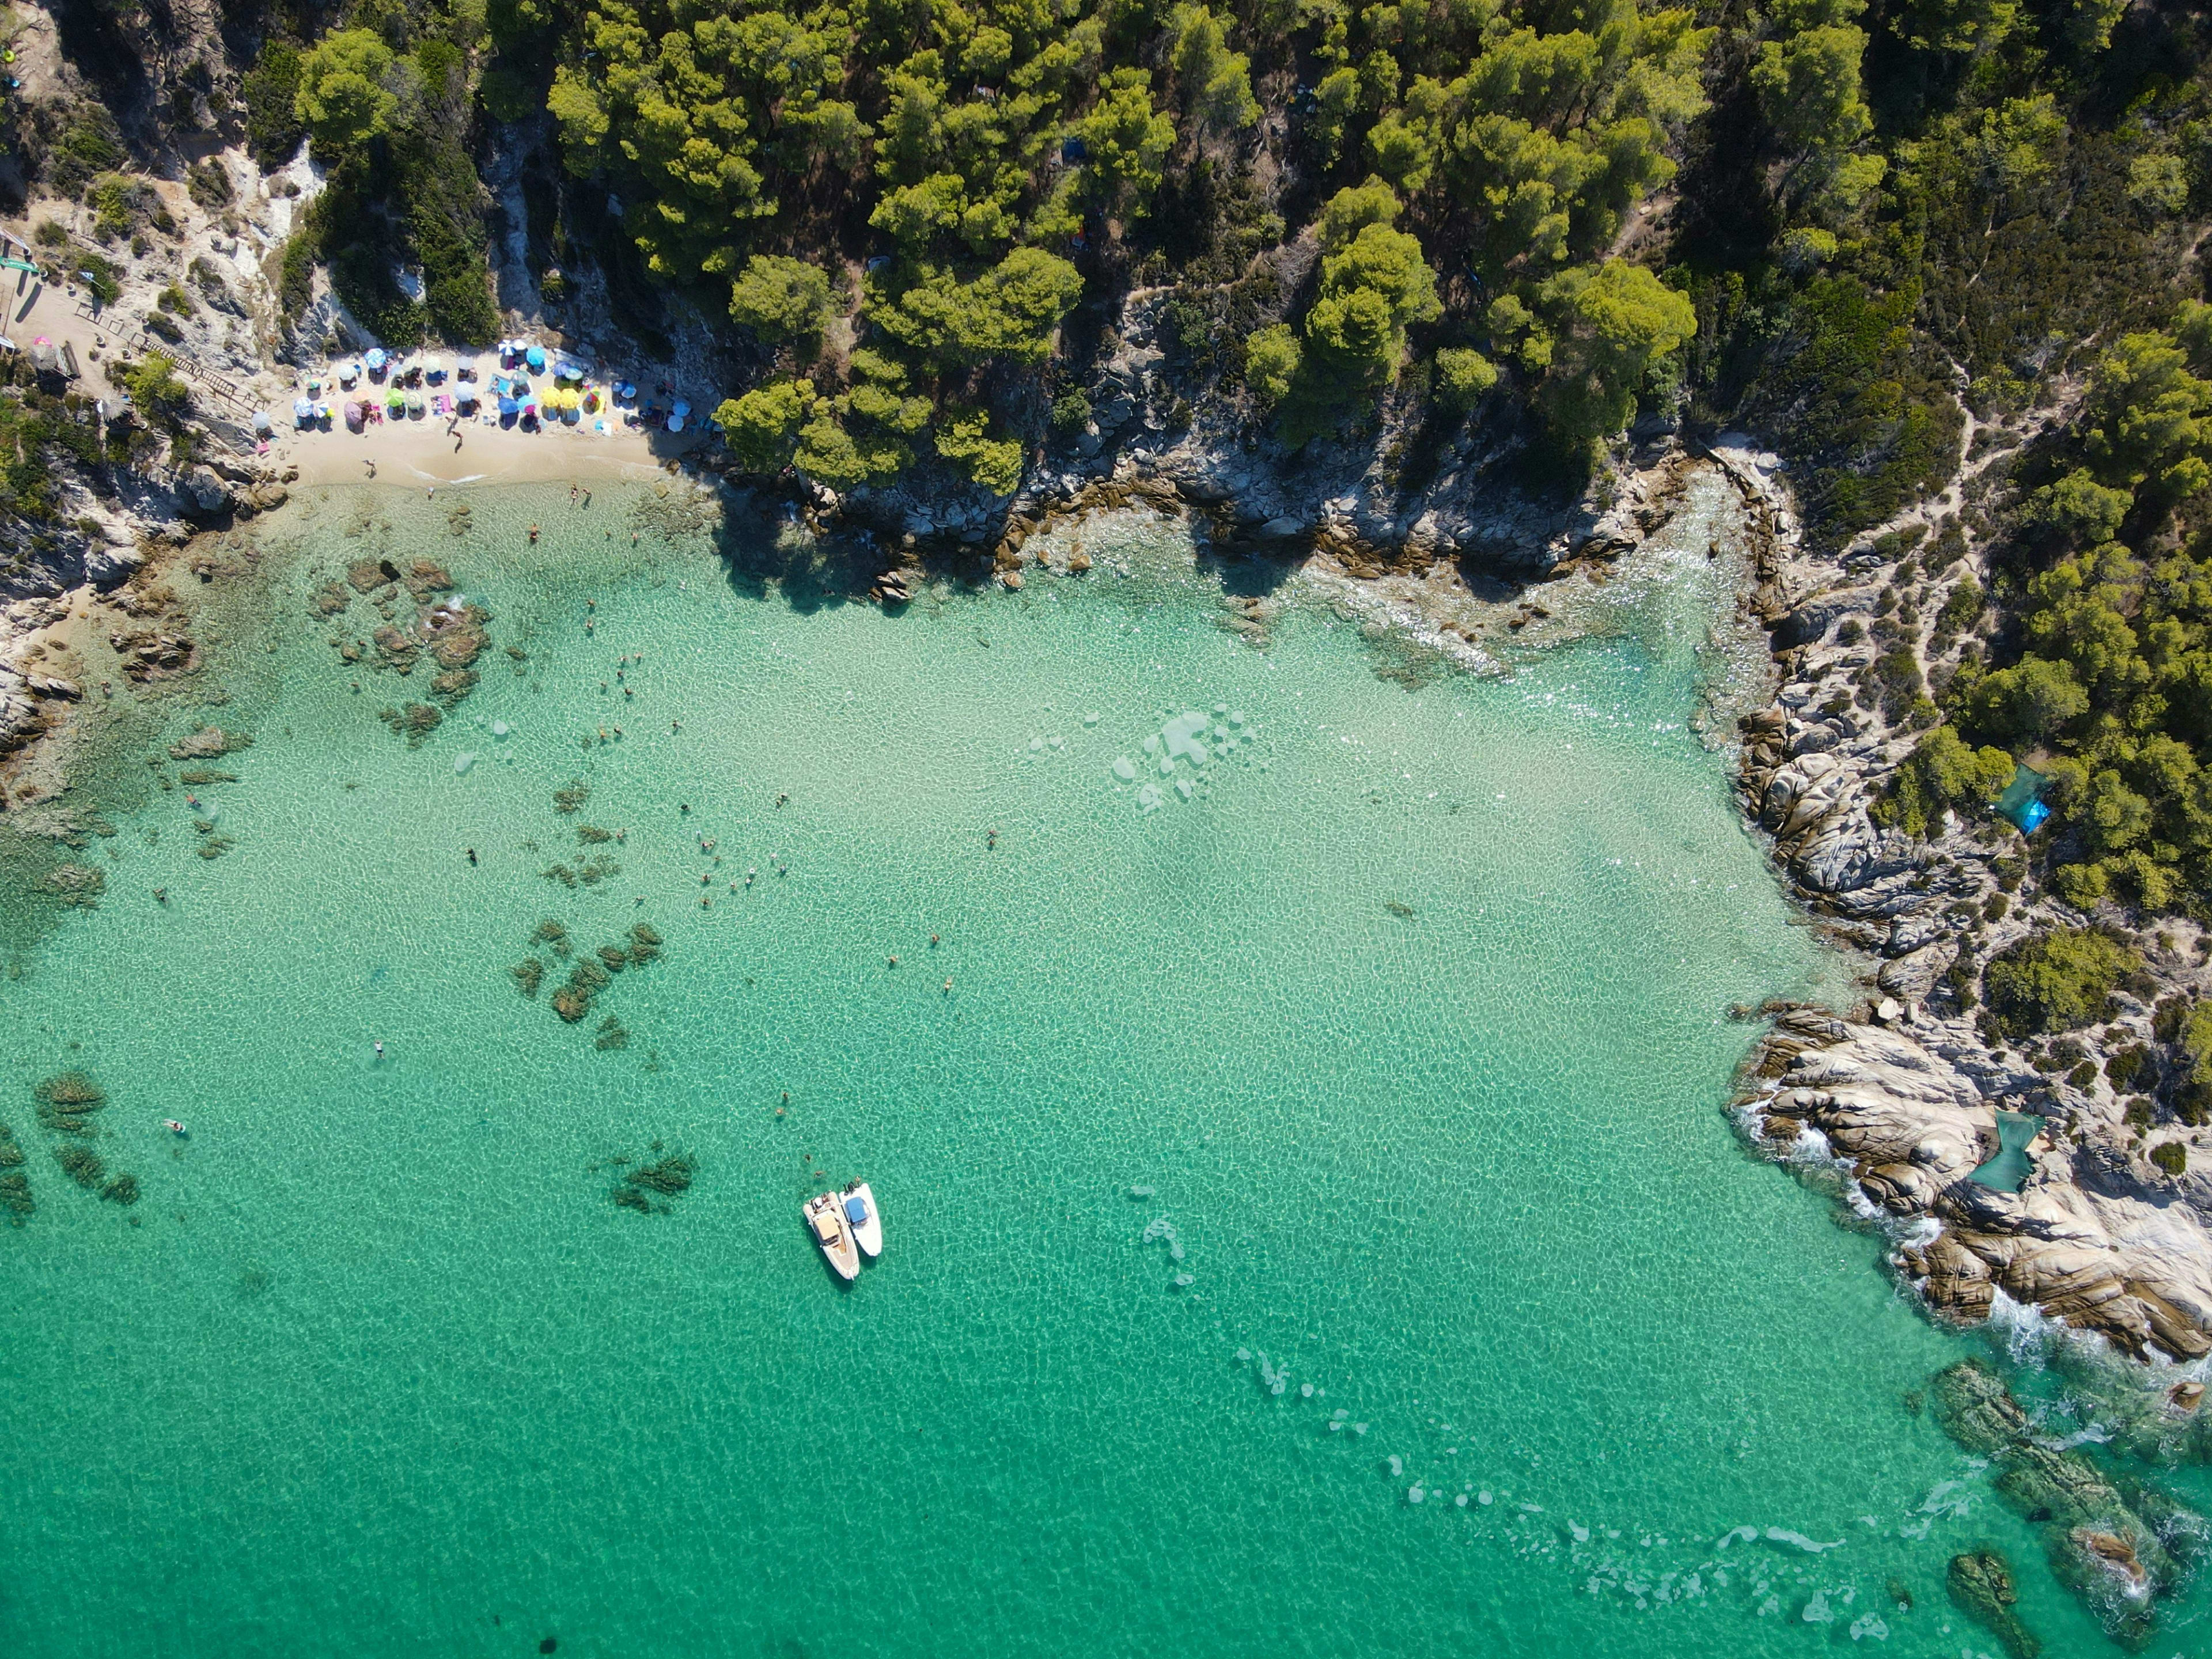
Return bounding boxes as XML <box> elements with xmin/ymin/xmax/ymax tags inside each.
<box><xmin>1995</xmin><ymin>764</ymin><xmax>2050</xmax><ymax>834</ymax></box>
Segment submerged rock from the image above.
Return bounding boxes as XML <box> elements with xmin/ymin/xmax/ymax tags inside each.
<box><xmin>168</xmin><ymin>725</ymin><xmax>249</xmax><ymax>760</ymax></box>
<box><xmin>34</xmin><ymin>1072</ymin><xmax>106</xmax><ymax>1135</ymax></box>
<box><xmin>347</xmin><ymin>557</ymin><xmax>400</xmax><ymax>593</ymax></box>
<box><xmin>1948</xmin><ymin>1550</ymin><xmax>2038</xmax><ymax>1659</ymax></box>
<box><xmin>378</xmin><ymin>703</ymin><xmax>444</xmax><ymax>747</ymax></box>
<box><xmin>609</xmin><ymin>1150</ymin><xmax>695</xmax><ymax>1214</ymax></box>
<box><xmin>44</xmin><ymin>863</ymin><xmax>107</xmax><ymax>908</ymax></box>
<box><xmin>1934</xmin><ymin>1360</ymin><xmax>2191</xmax><ymax>1647</ymax></box>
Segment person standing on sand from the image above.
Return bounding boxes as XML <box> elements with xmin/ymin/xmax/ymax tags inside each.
<box><xmin>364</xmin><ymin>459</ymin><xmax>376</xmax><ymax>477</ymax></box>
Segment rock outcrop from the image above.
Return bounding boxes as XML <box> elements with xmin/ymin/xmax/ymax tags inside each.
<box><xmin>1744</xmin><ymin>1012</ymin><xmax>2212</xmax><ymax>1361</ymax></box>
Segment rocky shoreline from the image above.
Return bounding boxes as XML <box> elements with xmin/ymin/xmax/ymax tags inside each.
<box><xmin>1694</xmin><ymin>443</ymin><xmax>2212</xmax><ymax>1369</ymax></box>
<box><xmin>4</xmin><ymin>101</ymin><xmax>2210</xmax><ymax>1376</ymax></box>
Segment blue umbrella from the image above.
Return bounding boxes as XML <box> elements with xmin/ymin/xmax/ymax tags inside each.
<box><xmin>524</xmin><ymin>346</ymin><xmax>546</xmax><ymax>372</ymax></box>
<box><xmin>365</xmin><ymin>347</ymin><xmax>387</xmax><ymax>371</ymax></box>
<box><xmin>498</xmin><ymin>395</ymin><xmax>520</xmax><ymax>416</ymax></box>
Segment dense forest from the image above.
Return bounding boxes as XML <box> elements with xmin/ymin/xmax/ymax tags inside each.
<box><xmin>71</xmin><ymin>0</ymin><xmax>2179</xmax><ymax>510</ymax></box>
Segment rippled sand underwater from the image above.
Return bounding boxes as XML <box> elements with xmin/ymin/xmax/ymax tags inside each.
<box><xmin>0</xmin><ymin>479</ymin><xmax>2196</xmax><ymax>1657</ymax></box>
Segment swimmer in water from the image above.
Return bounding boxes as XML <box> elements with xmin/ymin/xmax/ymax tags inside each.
<box><xmin>374</xmin><ymin>1041</ymin><xmax>385</xmax><ymax>1058</ymax></box>
<box><xmin>465</xmin><ymin>847</ymin><xmax>478</xmax><ymax>865</ymax></box>
<box><xmin>930</xmin><ymin>933</ymin><xmax>940</xmax><ymax>946</ymax></box>
<box><xmin>528</xmin><ymin>524</ymin><xmax>539</xmax><ymax>543</ymax></box>
<box><xmin>944</xmin><ymin>978</ymin><xmax>953</xmax><ymax>993</ymax></box>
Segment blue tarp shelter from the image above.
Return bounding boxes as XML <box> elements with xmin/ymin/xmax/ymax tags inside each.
<box><xmin>1995</xmin><ymin>764</ymin><xmax>2050</xmax><ymax>834</ymax></box>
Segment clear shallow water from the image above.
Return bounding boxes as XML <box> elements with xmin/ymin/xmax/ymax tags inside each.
<box><xmin>0</xmin><ymin>481</ymin><xmax>2188</xmax><ymax>1656</ymax></box>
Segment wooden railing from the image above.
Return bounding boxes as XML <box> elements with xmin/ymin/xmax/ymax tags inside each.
<box><xmin>72</xmin><ymin>301</ymin><xmax>259</xmax><ymax>421</ymax></box>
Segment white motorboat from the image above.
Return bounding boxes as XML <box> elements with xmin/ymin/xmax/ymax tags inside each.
<box><xmin>803</xmin><ymin>1190</ymin><xmax>859</xmax><ymax>1280</ymax></box>
<box><xmin>842</xmin><ymin>1181</ymin><xmax>881</xmax><ymax>1258</ymax></box>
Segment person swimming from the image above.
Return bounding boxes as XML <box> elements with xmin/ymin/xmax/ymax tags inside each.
<box><xmin>373</xmin><ymin>1041</ymin><xmax>385</xmax><ymax>1058</ymax></box>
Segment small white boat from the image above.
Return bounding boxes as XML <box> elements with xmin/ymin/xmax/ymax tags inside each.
<box><xmin>842</xmin><ymin>1181</ymin><xmax>882</xmax><ymax>1258</ymax></box>
<box><xmin>803</xmin><ymin>1191</ymin><xmax>859</xmax><ymax>1281</ymax></box>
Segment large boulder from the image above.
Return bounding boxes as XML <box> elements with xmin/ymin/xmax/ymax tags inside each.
<box><xmin>179</xmin><ymin>467</ymin><xmax>230</xmax><ymax>519</ymax></box>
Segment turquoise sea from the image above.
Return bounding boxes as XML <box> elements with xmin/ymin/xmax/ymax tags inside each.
<box><xmin>1</xmin><ymin>474</ymin><xmax>2203</xmax><ymax>1656</ymax></box>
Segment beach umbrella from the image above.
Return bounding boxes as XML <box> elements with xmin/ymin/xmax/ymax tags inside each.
<box><xmin>387</xmin><ymin>388</ymin><xmax>405</xmax><ymax>412</ymax></box>
<box><xmin>293</xmin><ymin>397</ymin><xmax>314</xmax><ymax>424</ymax></box>
<box><xmin>366</xmin><ymin>347</ymin><xmax>387</xmax><ymax>372</ymax></box>
<box><xmin>253</xmin><ymin>410</ymin><xmax>273</xmax><ymax>435</ymax></box>
<box><xmin>345</xmin><ymin>401</ymin><xmax>366</xmax><ymax>431</ymax></box>
<box><xmin>425</xmin><ymin>355</ymin><xmax>447</xmax><ymax>381</ymax></box>
<box><xmin>306</xmin><ymin>377</ymin><xmax>323</xmax><ymax>397</ymax></box>
<box><xmin>666</xmin><ymin>412</ymin><xmax>685</xmax><ymax>433</ymax></box>
<box><xmin>671</xmin><ymin>399</ymin><xmax>691</xmax><ymax>418</ymax></box>
<box><xmin>498</xmin><ymin>395</ymin><xmax>520</xmax><ymax>416</ymax></box>
<box><xmin>406</xmin><ymin>391</ymin><xmax>426</xmax><ymax>416</ymax></box>
<box><xmin>617</xmin><ymin>382</ymin><xmax>636</xmax><ymax>400</ymax></box>
<box><xmin>456</xmin><ymin>384</ymin><xmax>479</xmax><ymax>407</ymax></box>
<box><xmin>525</xmin><ymin>345</ymin><xmax>546</xmax><ymax>372</ymax></box>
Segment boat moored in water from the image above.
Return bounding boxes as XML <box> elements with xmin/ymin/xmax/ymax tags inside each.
<box><xmin>804</xmin><ymin>1190</ymin><xmax>861</xmax><ymax>1280</ymax></box>
<box><xmin>842</xmin><ymin>1181</ymin><xmax>882</xmax><ymax>1258</ymax></box>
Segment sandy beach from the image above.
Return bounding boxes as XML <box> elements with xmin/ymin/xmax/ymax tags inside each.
<box><xmin>0</xmin><ymin>210</ymin><xmax>703</xmax><ymax>495</ymax></box>
<box><xmin>267</xmin><ymin>407</ymin><xmax>699</xmax><ymax>488</ymax></box>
